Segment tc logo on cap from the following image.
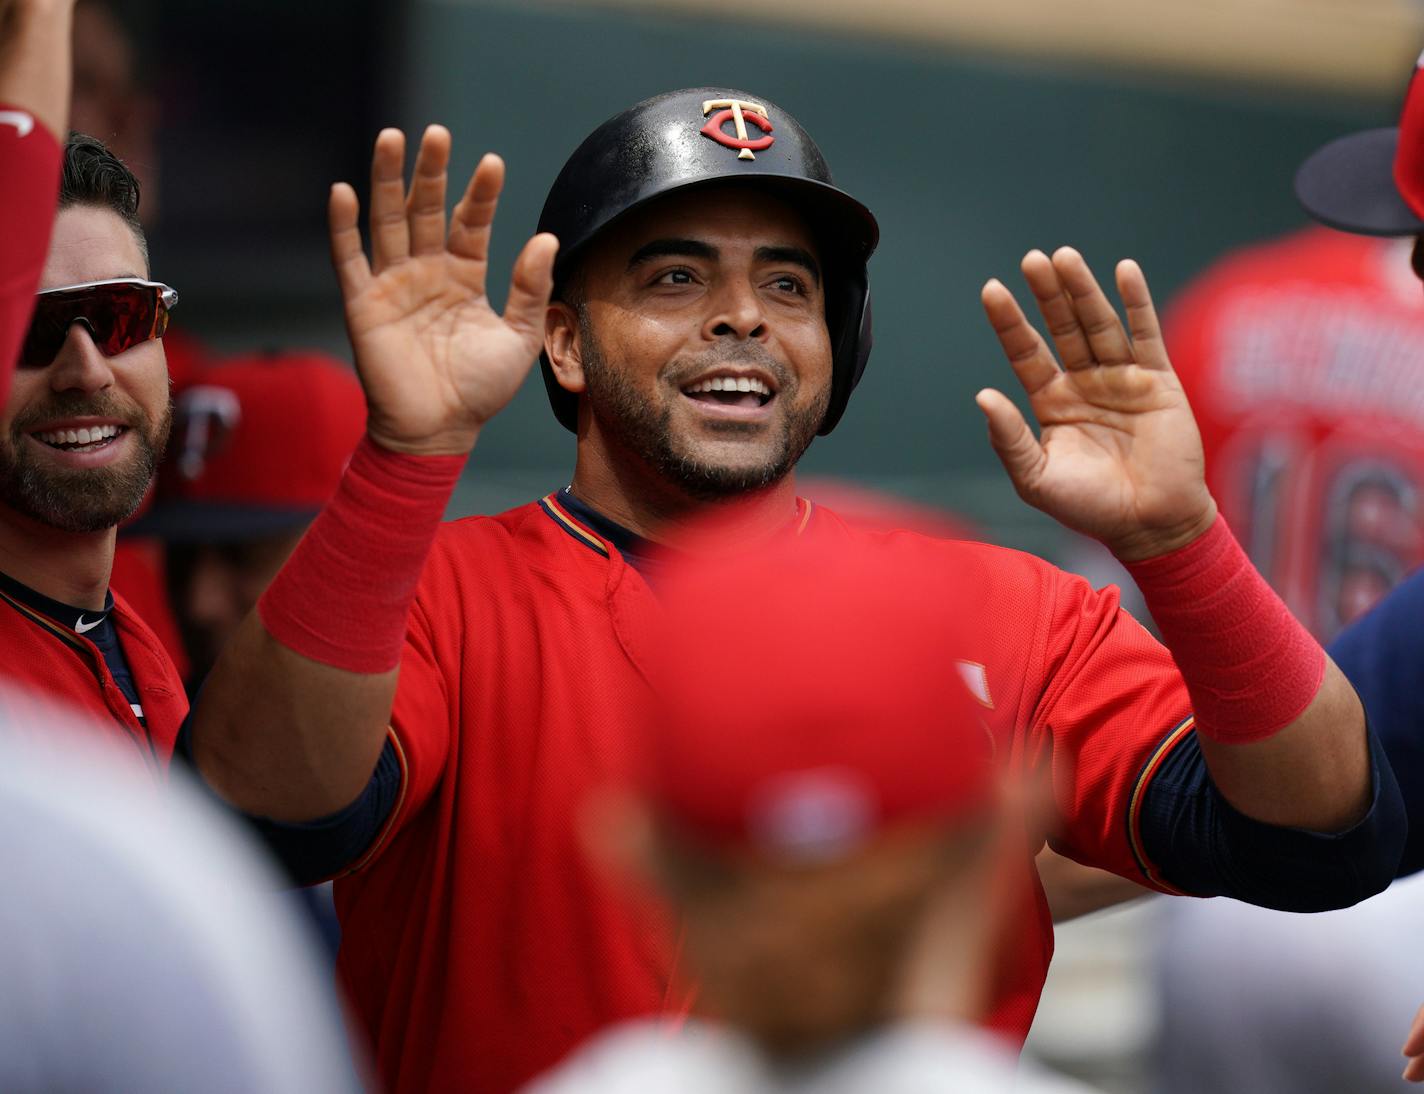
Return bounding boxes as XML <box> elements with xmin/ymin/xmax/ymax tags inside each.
<box><xmin>700</xmin><ymin>98</ymin><xmax>774</xmax><ymax>161</ymax></box>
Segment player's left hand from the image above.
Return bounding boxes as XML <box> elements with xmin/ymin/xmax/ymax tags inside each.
<box><xmin>976</xmin><ymin>247</ymin><xmax>1217</xmax><ymax>562</ymax></box>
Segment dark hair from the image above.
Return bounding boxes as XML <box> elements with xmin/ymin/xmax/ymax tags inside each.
<box><xmin>59</xmin><ymin>131</ymin><xmax>147</xmax><ymax>261</ymax></box>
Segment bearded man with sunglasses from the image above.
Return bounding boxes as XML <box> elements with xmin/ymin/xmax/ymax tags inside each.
<box><xmin>0</xmin><ymin>131</ymin><xmax>185</xmax><ymax>765</ymax></box>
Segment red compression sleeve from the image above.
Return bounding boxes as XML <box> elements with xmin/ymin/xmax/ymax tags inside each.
<box><xmin>258</xmin><ymin>435</ymin><xmax>465</xmax><ymax>674</ymax></box>
<box><xmin>0</xmin><ymin>107</ymin><xmax>61</xmax><ymax>402</ymax></box>
<box><xmin>1124</xmin><ymin>515</ymin><xmax>1325</xmax><ymax>744</ymax></box>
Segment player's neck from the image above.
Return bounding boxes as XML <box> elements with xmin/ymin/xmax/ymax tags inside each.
<box><xmin>568</xmin><ymin>444</ymin><xmax>800</xmax><ymax>546</ymax></box>
<box><xmin>0</xmin><ymin>505</ymin><xmax>114</xmax><ymax>611</ymax></box>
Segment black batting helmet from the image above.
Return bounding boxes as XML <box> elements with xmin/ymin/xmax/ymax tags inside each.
<box><xmin>536</xmin><ymin>87</ymin><xmax>879</xmax><ymax>436</ymax></box>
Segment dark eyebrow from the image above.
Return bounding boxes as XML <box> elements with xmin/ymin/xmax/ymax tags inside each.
<box><xmin>627</xmin><ymin>238</ymin><xmax>718</xmax><ymax>269</ymax></box>
<box><xmin>756</xmin><ymin>245</ymin><xmax>821</xmax><ymax>286</ymax></box>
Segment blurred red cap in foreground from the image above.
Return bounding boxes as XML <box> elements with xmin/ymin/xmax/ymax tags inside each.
<box><xmin>645</xmin><ymin>522</ymin><xmax>992</xmax><ymax>862</ymax></box>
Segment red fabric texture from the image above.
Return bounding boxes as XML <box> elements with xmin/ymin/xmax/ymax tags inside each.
<box><xmin>647</xmin><ymin>531</ymin><xmax>992</xmax><ymax>854</ymax></box>
<box><xmin>332</xmin><ymin>501</ymin><xmax>1194</xmax><ymax>1094</ymax></box>
<box><xmin>0</xmin><ymin>585</ymin><xmax>187</xmax><ymax>767</ymax></box>
<box><xmin>1396</xmin><ymin>56</ymin><xmax>1424</xmax><ymax>218</ymax></box>
<box><xmin>1126</xmin><ymin>516</ymin><xmax>1325</xmax><ymax>744</ymax></box>
<box><xmin>0</xmin><ymin>107</ymin><xmax>61</xmax><ymax>403</ymax></box>
<box><xmin>1166</xmin><ymin>227</ymin><xmax>1424</xmax><ymax>641</ymax></box>
<box><xmin>257</xmin><ymin>436</ymin><xmax>464</xmax><ymax>673</ymax></box>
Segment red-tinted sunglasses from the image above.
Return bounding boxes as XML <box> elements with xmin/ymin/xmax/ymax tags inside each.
<box><xmin>20</xmin><ymin>278</ymin><xmax>179</xmax><ymax>368</ymax></box>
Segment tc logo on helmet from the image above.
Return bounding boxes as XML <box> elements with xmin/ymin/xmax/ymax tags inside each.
<box><xmin>700</xmin><ymin>98</ymin><xmax>774</xmax><ymax>160</ymax></box>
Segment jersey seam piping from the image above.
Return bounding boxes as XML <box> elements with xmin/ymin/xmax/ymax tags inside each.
<box><xmin>337</xmin><ymin>726</ymin><xmax>410</xmax><ymax>879</ymax></box>
<box><xmin>539</xmin><ymin>494</ymin><xmax>611</xmax><ymax>557</ymax></box>
<box><xmin>1126</xmin><ymin>714</ymin><xmax>1195</xmax><ymax>894</ymax></box>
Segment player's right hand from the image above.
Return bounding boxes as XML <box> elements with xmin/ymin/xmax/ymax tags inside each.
<box><xmin>328</xmin><ymin>125</ymin><xmax>558</xmax><ymax>456</ymax></box>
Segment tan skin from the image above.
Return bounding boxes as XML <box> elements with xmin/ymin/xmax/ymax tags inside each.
<box><xmin>0</xmin><ymin>205</ymin><xmax>169</xmax><ymax>610</ymax></box>
<box><xmin>197</xmin><ymin>126</ymin><xmax>1368</xmax><ymax>837</ymax></box>
<box><xmin>544</xmin><ymin>187</ymin><xmax>831</xmax><ymax>539</ymax></box>
<box><xmin>171</xmin><ymin>529</ymin><xmax>306</xmax><ymax>679</ymax></box>
<box><xmin>583</xmin><ymin>788</ymin><xmax>1027</xmax><ymax>1055</ymax></box>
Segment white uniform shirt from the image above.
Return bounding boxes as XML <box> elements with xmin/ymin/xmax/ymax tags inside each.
<box><xmin>525</xmin><ymin>1018</ymin><xmax>1105</xmax><ymax>1093</ymax></box>
<box><xmin>1156</xmin><ymin>878</ymin><xmax>1424</xmax><ymax>1094</ymax></box>
<box><xmin>0</xmin><ymin>687</ymin><xmax>365</xmax><ymax>1094</ymax></box>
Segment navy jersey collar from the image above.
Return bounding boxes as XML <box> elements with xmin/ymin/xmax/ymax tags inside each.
<box><xmin>0</xmin><ymin>569</ymin><xmax>113</xmax><ymax>635</ymax></box>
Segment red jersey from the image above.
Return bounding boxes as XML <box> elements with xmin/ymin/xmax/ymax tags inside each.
<box><xmin>0</xmin><ymin>105</ymin><xmax>61</xmax><ymax>403</ymax></box>
<box><xmin>1168</xmin><ymin>227</ymin><xmax>1424</xmax><ymax>640</ymax></box>
<box><xmin>0</xmin><ymin>583</ymin><xmax>187</xmax><ymax>770</ymax></box>
<box><xmin>333</xmin><ymin>497</ymin><xmax>1192</xmax><ymax>1094</ymax></box>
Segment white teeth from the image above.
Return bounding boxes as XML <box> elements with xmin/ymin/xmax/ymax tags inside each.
<box><xmin>34</xmin><ymin>424</ymin><xmax>121</xmax><ymax>447</ymax></box>
<box><xmin>686</xmin><ymin>376</ymin><xmax>772</xmax><ymax>396</ymax></box>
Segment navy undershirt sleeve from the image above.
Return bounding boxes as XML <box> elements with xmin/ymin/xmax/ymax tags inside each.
<box><xmin>174</xmin><ymin>717</ymin><xmax>400</xmax><ymax>887</ymax></box>
<box><xmin>1137</xmin><ymin>719</ymin><xmax>1405</xmax><ymax>910</ymax></box>
<box><xmin>1328</xmin><ymin>568</ymin><xmax>1424</xmax><ymax>878</ymax></box>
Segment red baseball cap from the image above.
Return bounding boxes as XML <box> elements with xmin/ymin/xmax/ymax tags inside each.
<box><xmin>644</xmin><ymin>526</ymin><xmax>994</xmax><ymax>862</ymax></box>
<box><xmin>134</xmin><ymin>350</ymin><xmax>367</xmax><ymax>542</ymax></box>
<box><xmin>1295</xmin><ymin>52</ymin><xmax>1424</xmax><ymax>236</ymax></box>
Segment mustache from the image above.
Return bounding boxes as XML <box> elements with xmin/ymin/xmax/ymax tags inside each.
<box><xmin>663</xmin><ymin>342</ymin><xmax>793</xmax><ymax>389</ymax></box>
<box><xmin>10</xmin><ymin>392</ymin><xmax>148</xmax><ymax>434</ymax></box>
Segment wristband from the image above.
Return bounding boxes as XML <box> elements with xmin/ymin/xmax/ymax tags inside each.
<box><xmin>258</xmin><ymin>435</ymin><xmax>464</xmax><ymax>673</ymax></box>
<box><xmin>1124</xmin><ymin>515</ymin><xmax>1325</xmax><ymax>744</ymax></box>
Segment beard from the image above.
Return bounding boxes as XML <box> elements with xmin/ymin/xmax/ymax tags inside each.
<box><xmin>579</xmin><ymin>314</ymin><xmax>828</xmax><ymax>501</ymax></box>
<box><xmin>0</xmin><ymin>392</ymin><xmax>172</xmax><ymax>534</ymax></box>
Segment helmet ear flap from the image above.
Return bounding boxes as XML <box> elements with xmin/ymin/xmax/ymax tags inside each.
<box><xmin>818</xmin><ymin>271</ymin><xmax>871</xmax><ymax>437</ymax></box>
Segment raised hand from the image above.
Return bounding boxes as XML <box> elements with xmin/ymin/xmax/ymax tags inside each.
<box><xmin>975</xmin><ymin>247</ymin><xmax>1217</xmax><ymax>561</ymax></box>
<box><xmin>329</xmin><ymin>125</ymin><xmax>558</xmax><ymax>456</ymax></box>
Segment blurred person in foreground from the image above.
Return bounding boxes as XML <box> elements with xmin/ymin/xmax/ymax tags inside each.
<box><xmin>0</xmin><ymin>683</ymin><xmax>363</xmax><ymax>1092</ymax></box>
<box><xmin>1148</xmin><ymin>52</ymin><xmax>1424</xmax><ymax>1093</ymax></box>
<box><xmin>0</xmin><ymin>130</ymin><xmax>185</xmax><ymax>761</ymax></box>
<box><xmin>528</xmin><ymin>533</ymin><xmax>1099</xmax><ymax>1094</ymax></box>
<box><xmin>183</xmin><ymin>89</ymin><xmax>1401</xmax><ymax>1093</ymax></box>
<box><xmin>0</xmin><ymin>0</ymin><xmax>76</xmax><ymax>403</ymax></box>
<box><xmin>134</xmin><ymin>350</ymin><xmax>367</xmax><ymax>687</ymax></box>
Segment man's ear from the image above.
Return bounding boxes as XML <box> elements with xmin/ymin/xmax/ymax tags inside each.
<box><xmin>545</xmin><ymin>301</ymin><xmax>587</xmax><ymax>395</ymax></box>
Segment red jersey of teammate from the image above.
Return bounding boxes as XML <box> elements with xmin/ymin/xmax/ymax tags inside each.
<box><xmin>1167</xmin><ymin>227</ymin><xmax>1424</xmax><ymax>640</ymax></box>
<box><xmin>332</xmin><ymin>498</ymin><xmax>1191</xmax><ymax>1094</ymax></box>
<box><xmin>0</xmin><ymin>586</ymin><xmax>187</xmax><ymax>768</ymax></box>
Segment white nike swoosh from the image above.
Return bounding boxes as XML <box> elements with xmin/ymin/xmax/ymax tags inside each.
<box><xmin>74</xmin><ymin>614</ymin><xmax>104</xmax><ymax>634</ymax></box>
<box><xmin>0</xmin><ymin>111</ymin><xmax>35</xmax><ymax>138</ymax></box>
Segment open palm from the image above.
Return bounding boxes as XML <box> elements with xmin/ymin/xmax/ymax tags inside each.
<box><xmin>976</xmin><ymin>248</ymin><xmax>1216</xmax><ymax>562</ymax></box>
<box><xmin>329</xmin><ymin>125</ymin><xmax>558</xmax><ymax>456</ymax></box>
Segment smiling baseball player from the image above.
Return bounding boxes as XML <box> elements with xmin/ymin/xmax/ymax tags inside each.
<box><xmin>185</xmin><ymin>88</ymin><xmax>1404</xmax><ymax>1093</ymax></box>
